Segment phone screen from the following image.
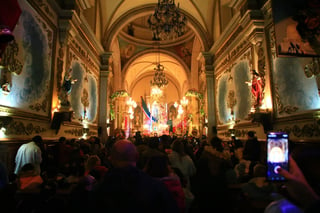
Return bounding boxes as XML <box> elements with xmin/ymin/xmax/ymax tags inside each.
<box><xmin>266</xmin><ymin>132</ymin><xmax>289</xmax><ymax>181</ymax></box>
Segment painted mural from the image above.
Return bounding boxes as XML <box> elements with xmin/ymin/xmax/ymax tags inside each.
<box><xmin>0</xmin><ymin>1</ymin><xmax>53</xmax><ymax>116</ymax></box>
<box><xmin>234</xmin><ymin>61</ymin><xmax>252</xmax><ymax>119</ymax></box>
<box><xmin>119</xmin><ymin>37</ymin><xmax>148</xmax><ymax>67</ymax></box>
<box><xmin>217</xmin><ymin>74</ymin><xmax>228</xmax><ymax>124</ymax></box>
<box><xmin>69</xmin><ymin>62</ymin><xmax>98</xmax><ymax>123</ymax></box>
<box><xmin>273</xmin><ymin>57</ymin><xmax>320</xmax><ymax>116</ymax></box>
<box><xmin>273</xmin><ymin>0</ymin><xmax>320</xmax><ymax>56</ymax></box>
<box><xmin>217</xmin><ymin>60</ymin><xmax>253</xmax><ymax>125</ymax></box>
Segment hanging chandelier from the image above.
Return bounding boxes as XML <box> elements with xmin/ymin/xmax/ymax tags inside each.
<box><xmin>148</xmin><ymin>0</ymin><xmax>187</xmax><ymax>41</ymax></box>
<box><xmin>150</xmin><ymin>63</ymin><xmax>168</xmax><ymax>88</ymax></box>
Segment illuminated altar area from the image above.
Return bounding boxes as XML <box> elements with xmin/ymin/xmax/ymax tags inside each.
<box><xmin>112</xmin><ymin>85</ymin><xmax>205</xmax><ymax>137</ymax></box>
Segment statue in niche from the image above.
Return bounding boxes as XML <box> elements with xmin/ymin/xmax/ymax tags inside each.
<box><xmin>246</xmin><ymin>69</ymin><xmax>263</xmax><ymax>109</ymax></box>
<box><xmin>59</xmin><ymin>68</ymin><xmax>77</xmax><ymax>108</ymax></box>
<box><xmin>81</xmin><ymin>88</ymin><xmax>89</xmax><ymax>120</ymax></box>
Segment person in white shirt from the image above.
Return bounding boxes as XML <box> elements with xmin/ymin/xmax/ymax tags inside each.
<box><xmin>14</xmin><ymin>135</ymin><xmax>43</xmax><ymax>175</ymax></box>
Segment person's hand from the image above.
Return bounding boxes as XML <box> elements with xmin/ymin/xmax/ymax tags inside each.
<box><xmin>277</xmin><ymin>156</ymin><xmax>319</xmax><ymax>208</ymax></box>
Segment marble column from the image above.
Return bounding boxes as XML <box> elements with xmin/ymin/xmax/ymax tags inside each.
<box><xmin>99</xmin><ymin>52</ymin><xmax>112</xmax><ymax>143</ymax></box>
<box><xmin>201</xmin><ymin>52</ymin><xmax>216</xmax><ymax>141</ymax></box>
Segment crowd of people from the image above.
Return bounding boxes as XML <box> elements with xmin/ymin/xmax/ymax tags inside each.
<box><xmin>0</xmin><ymin>128</ymin><xmax>319</xmax><ymax>213</ymax></box>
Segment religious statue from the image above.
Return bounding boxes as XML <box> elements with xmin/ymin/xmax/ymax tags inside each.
<box><xmin>59</xmin><ymin>68</ymin><xmax>77</xmax><ymax>108</ymax></box>
<box><xmin>246</xmin><ymin>69</ymin><xmax>263</xmax><ymax>109</ymax></box>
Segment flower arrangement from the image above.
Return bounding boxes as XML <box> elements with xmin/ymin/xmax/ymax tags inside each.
<box><xmin>110</xmin><ymin>90</ymin><xmax>129</xmax><ymax>101</ymax></box>
<box><xmin>185</xmin><ymin>89</ymin><xmax>205</xmax><ymax>117</ymax></box>
<box><xmin>109</xmin><ymin>90</ymin><xmax>129</xmax><ymax>120</ymax></box>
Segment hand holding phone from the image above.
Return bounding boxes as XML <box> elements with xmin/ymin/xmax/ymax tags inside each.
<box><xmin>266</xmin><ymin>132</ymin><xmax>289</xmax><ymax>181</ymax></box>
<box><xmin>277</xmin><ymin>156</ymin><xmax>320</xmax><ymax>208</ymax></box>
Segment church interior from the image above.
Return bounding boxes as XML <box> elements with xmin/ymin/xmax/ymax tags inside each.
<box><xmin>1</xmin><ymin>0</ymin><xmax>320</xmax><ymax>196</ymax></box>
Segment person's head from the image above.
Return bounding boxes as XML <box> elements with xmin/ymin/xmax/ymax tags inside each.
<box><xmin>59</xmin><ymin>136</ymin><xmax>66</xmax><ymax>143</ymax></box>
<box><xmin>171</xmin><ymin>138</ymin><xmax>185</xmax><ymax>155</ymax></box>
<box><xmin>247</xmin><ymin>131</ymin><xmax>255</xmax><ymax>139</ymax></box>
<box><xmin>148</xmin><ymin>137</ymin><xmax>159</xmax><ymax>149</ymax></box>
<box><xmin>109</xmin><ymin>139</ymin><xmax>138</xmax><ymax>168</ymax></box>
<box><xmin>210</xmin><ymin>136</ymin><xmax>223</xmax><ymax>152</ymax></box>
<box><xmin>253</xmin><ymin>163</ymin><xmax>267</xmax><ymax>177</ymax></box>
<box><xmin>32</xmin><ymin>135</ymin><xmax>43</xmax><ymax>148</ymax></box>
<box><xmin>144</xmin><ymin>155</ymin><xmax>169</xmax><ymax>178</ymax></box>
<box><xmin>86</xmin><ymin>155</ymin><xmax>101</xmax><ymax>172</ymax></box>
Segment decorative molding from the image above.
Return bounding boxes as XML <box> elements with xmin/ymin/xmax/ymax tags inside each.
<box><xmin>216</xmin><ymin>40</ymin><xmax>250</xmax><ymax>73</ymax></box>
<box><xmin>29</xmin><ymin>86</ymin><xmax>50</xmax><ymax>112</ymax></box>
<box><xmin>261</xmin><ymin>0</ymin><xmax>273</xmax><ymax>25</ymax></box>
<box><xmin>274</xmin><ymin>85</ymin><xmax>299</xmax><ymax>114</ymax></box>
<box><xmin>100</xmin><ymin>52</ymin><xmax>113</xmax><ymax>71</ymax></box>
<box><xmin>0</xmin><ymin>40</ymin><xmax>23</xmax><ymax>75</ymax></box>
<box><xmin>268</xmin><ymin>26</ymin><xmax>277</xmax><ymax>59</ymax></box>
<box><xmin>4</xmin><ymin>120</ymin><xmax>46</xmax><ymax>136</ymax></box>
<box><xmin>221</xmin><ymin>128</ymin><xmax>251</xmax><ymax>138</ymax></box>
<box><xmin>33</xmin><ymin>0</ymin><xmax>55</xmax><ymax>21</ymax></box>
<box><xmin>58</xmin><ymin>17</ymin><xmax>73</xmax><ymax>45</ymax></box>
<box><xmin>215</xmin><ymin>26</ymin><xmax>244</xmax><ymax>60</ymax></box>
<box><xmin>56</xmin><ymin>47</ymin><xmax>64</xmax><ymax>93</ymax></box>
<box><xmin>64</xmin><ymin>127</ymin><xmax>95</xmax><ymax>137</ymax></box>
<box><xmin>276</xmin><ymin>123</ymin><xmax>320</xmax><ymax>138</ymax></box>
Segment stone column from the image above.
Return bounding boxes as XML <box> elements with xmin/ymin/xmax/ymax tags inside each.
<box><xmin>99</xmin><ymin>52</ymin><xmax>112</xmax><ymax>143</ymax></box>
<box><xmin>201</xmin><ymin>52</ymin><xmax>216</xmax><ymax>141</ymax></box>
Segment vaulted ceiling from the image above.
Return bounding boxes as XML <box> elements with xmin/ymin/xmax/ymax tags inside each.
<box><xmin>75</xmin><ymin>0</ymin><xmax>224</xmax><ymax>101</ymax></box>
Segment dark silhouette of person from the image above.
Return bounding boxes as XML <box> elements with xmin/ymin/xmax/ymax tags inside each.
<box><xmin>89</xmin><ymin>139</ymin><xmax>179</xmax><ymax>213</ymax></box>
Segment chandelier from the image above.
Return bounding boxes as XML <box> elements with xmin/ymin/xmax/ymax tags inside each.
<box><xmin>150</xmin><ymin>63</ymin><xmax>168</xmax><ymax>88</ymax></box>
<box><xmin>148</xmin><ymin>0</ymin><xmax>187</xmax><ymax>40</ymax></box>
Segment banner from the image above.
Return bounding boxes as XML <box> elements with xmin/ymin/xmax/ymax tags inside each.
<box><xmin>140</xmin><ymin>96</ymin><xmax>158</xmax><ymax>122</ymax></box>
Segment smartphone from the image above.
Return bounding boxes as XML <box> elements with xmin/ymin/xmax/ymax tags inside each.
<box><xmin>266</xmin><ymin>132</ymin><xmax>289</xmax><ymax>181</ymax></box>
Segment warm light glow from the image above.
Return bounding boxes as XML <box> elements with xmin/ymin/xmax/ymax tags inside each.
<box><xmin>0</xmin><ymin>127</ymin><xmax>6</xmax><ymax>139</ymax></box>
<box><xmin>127</xmin><ymin>97</ymin><xmax>137</xmax><ymax>120</ymax></box>
<box><xmin>178</xmin><ymin>105</ymin><xmax>183</xmax><ymax>115</ymax></box>
<box><xmin>229</xmin><ymin>120</ymin><xmax>235</xmax><ymax>129</ymax></box>
<box><xmin>0</xmin><ymin>111</ymin><xmax>10</xmax><ymax>116</ymax></box>
<box><xmin>81</xmin><ymin>132</ymin><xmax>87</xmax><ymax>140</ymax></box>
<box><xmin>174</xmin><ymin>102</ymin><xmax>178</xmax><ymax>108</ymax></box>
<box><xmin>128</xmin><ymin>106</ymin><xmax>133</xmax><ymax>114</ymax></box>
<box><xmin>151</xmin><ymin>86</ymin><xmax>163</xmax><ymax>99</ymax></box>
<box><xmin>83</xmin><ymin>119</ymin><xmax>88</xmax><ymax>129</ymax></box>
<box><xmin>181</xmin><ymin>96</ymin><xmax>188</xmax><ymax>106</ymax></box>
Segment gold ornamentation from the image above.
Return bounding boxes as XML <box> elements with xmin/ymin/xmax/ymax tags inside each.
<box><xmin>275</xmin><ymin>85</ymin><xmax>299</xmax><ymax>114</ymax></box>
<box><xmin>5</xmin><ymin>120</ymin><xmax>46</xmax><ymax>136</ymax></box>
<box><xmin>227</xmin><ymin>90</ymin><xmax>237</xmax><ymax>115</ymax></box>
<box><xmin>0</xmin><ymin>40</ymin><xmax>23</xmax><ymax>75</ymax></box>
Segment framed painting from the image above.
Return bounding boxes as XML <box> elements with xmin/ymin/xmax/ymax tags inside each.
<box><xmin>0</xmin><ymin>0</ymin><xmax>56</xmax><ymax>118</ymax></box>
<box><xmin>272</xmin><ymin>0</ymin><xmax>320</xmax><ymax>57</ymax></box>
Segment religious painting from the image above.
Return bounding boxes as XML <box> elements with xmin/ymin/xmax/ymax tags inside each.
<box><xmin>172</xmin><ymin>41</ymin><xmax>193</xmax><ymax>68</ymax></box>
<box><xmin>273</xmin><ymin>57</ymin><xmax>320</xmax><ymax>117</ymax></box>
<box><xmin>69</xmin><ymin>61</ymin><xmax>98</xmax><ymax>123</ymax></box>
<box><xmin>273</xmin><ymin>0</ymin><xmax>320</xmax><ymax>56</ymax></box>
<box><xmin>0</xmin><ymin>0</ymin><xmax>56</xmax><ymax>117</ymax></box>
<box><xmin>119</xmin><ymin>37</ymin><xmax>148</xmax><ymax>67</ymax></box>
<box><xmin>217</xmin><ymin>59</ymin><xmax>252</xmax><ymax>125</ymax></box>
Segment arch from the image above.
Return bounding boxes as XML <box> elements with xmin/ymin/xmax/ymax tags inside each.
<box><xmin>102</xmin><ymin>4</ymin><xmax>212</xmax><ymax>52</ymax></box>
<box><xmin>123</xmin><ymin>49</ymin><xmax>190</xmax><ymax>94</ymax></box>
